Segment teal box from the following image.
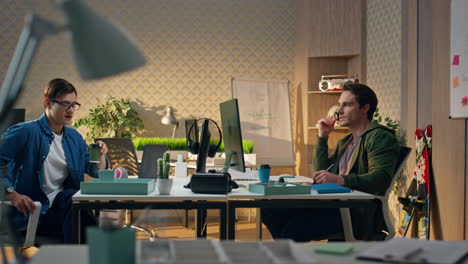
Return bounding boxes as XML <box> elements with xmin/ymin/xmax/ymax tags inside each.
<box><xmin>98</xmin><ymin>169</ymin><xmax>115</xmax><ymax>181</ymax></box>
<box><xmin>80</xmin><ymin>178</ymin><xmax>155</xmax><ymax>195</ymax></box>
<box><xmin>87</xmin><ymin>227</ymin><xmax>135</xmax><ymax>264</ymax></box>
<box><xmin>248</xmin><ymin>182</ymin><xmax>310</xmax><ymax>195</ymax></box>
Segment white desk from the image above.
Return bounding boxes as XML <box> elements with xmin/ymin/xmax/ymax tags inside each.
<box><xmin>72</xmin><ymin>178</ymin><xmax>228</xmax><ymax>243</ymax></box>
<box><xmin>31</xmin><ymin>241</ymin><xmax>468</xmax><ymax>264</ymax></box>
<box><xmin>72</xmin><ymin>176</ymin><xmax>380</xmax><ymax>243</ymax></box>
<box><xmin>227</xmin><ymin>177</ymin><xmax>378</xmax><ymax>240</ymax></box>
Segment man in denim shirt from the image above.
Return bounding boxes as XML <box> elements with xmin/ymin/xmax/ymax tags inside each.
<box><xmin>0</xmin><ymin>78</ymin><xmax>109</xmax><ymax>243</ymax></box>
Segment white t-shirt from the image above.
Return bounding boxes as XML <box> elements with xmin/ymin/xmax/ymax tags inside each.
<box><xmin>42</xmin><ymin>132</ymin><xmax>68</xmax><ymax>206</ymax></box>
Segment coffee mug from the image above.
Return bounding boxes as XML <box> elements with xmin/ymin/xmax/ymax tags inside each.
<box><xmin>258</xmin><ymin>164</ymin><xmax>271</xmax><ymax>182</ymax></box>
<box><xmin>89</xmin><ymin>144</ymin><xmax>101</xmax><ymax>163</ymax></box>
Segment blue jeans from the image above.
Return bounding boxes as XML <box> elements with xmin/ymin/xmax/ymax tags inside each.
<box><xmin>36</xmin><ymin>188</ymin><xmax>96</xmax><ymax>243</ymax></box>
<box><xmin>261</xmin><ymin>207</ymin><xmax>344</xmax><ymax>242</ymax></box>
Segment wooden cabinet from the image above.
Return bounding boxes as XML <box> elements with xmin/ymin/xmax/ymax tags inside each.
<box><xmin>299</xmin><ymin>0</ymin><xmax>365</xmax><ymax>176</ymax></box>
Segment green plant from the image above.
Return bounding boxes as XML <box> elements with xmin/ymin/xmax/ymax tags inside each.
<box><xmin>74</xmin><ymin>96</ymin><xmax>144</xmax><ymax>141</ymax></box>
<box><xmin>157</xmin><ymin>152</ymin><xmax>170</xmax><ymax>179</ymax></box>
<box><xmin>133</xmin><ymin>137</ymin><xmax>188</xmax><ymax>151</ymax></box>
<box><xmin>133</xmin><ymin>137</ymin><xmax>255</xmax><ymax>154</ymax></box>
<box><xmin>373</xmin><ymin>108</ymin><xmax>405</xmax><ymax>146</ymax></box>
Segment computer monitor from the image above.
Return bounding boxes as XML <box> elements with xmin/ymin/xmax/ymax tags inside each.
<box><xmin>220</xmin><ymin>99</ymin><xmax>246</xmax><ymax>173</ymax></box>
<box><xmin>195</xmin><ymin>119</ymin><xmax>211</xmax><ymax>173</ymax></box>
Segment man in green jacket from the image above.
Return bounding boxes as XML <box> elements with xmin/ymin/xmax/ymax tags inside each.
<box><xmin>261</xmin><ymin>83</ymin><xmax>400</xmax><ymax>241</ymax></box>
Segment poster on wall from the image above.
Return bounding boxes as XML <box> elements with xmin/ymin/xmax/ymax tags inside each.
<box><xmin>232</xmin><ymin>77</ymin><xmax>294</xmax><ymax>166</ymax></box>
<box><xmin>450</xmin><ymin>0</ymin><xmax>468</xmax><ymax>118</ymax></box>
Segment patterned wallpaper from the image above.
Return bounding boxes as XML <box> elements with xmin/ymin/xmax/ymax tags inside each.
<box><xmin>366</xmin><ymin>0</ymin><xmax>401</xmax><ymax>122</ymax></box>
<box><xmin>366</xmin><ymin>0</ymin><xmax>403</xmax><ymax>231</ymax></box>
<box><xmin>0</xmin><ymin>0</ymin><xmax>296</xmax><ymax>139</ymax></box>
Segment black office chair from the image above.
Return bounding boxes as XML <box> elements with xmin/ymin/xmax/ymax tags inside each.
<box><xmin>94</xmin><ymin>138</ymin><xmax>139</xmax><ymax>175</ymax></box>
<box><xmin>139</xmin><ymin>144</ymin><xmax>168</xmax><ymax>179</ymax></box>
<box><xmin>93</xmin><ymin>138</ymin><xmax>155</xmax><ymax>240</ymax></box>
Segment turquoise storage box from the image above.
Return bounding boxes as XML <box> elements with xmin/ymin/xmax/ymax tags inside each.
<box><xmin>80</xmin><ymin>178</ymin><xmax>156</xmax><ymax>195</ymax></box>
<box><xmin>87</xmin><ymin>227</ymin><xmax>135</xmax><ymax>264</ymax></box>
<box><xmin>248</xmin><ymin>182</ymin><xmax>310</xmax><ymax>195</ymax></box>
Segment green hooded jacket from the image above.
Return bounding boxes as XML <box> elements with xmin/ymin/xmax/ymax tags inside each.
<box><xmin>315</xmin><ymin>121</ymin><xmax>400</xmax><ymax>239</ymax></box>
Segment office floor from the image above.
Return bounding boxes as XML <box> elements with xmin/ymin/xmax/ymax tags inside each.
<box><xmin>21</xmin><ymin>210</ymin><xmax>274</xmax><ymax>260</ymax></box>
<box><xmin>136</xmin><ymin>219</ymin><xmax>274</xmax><ymax>241</ymax></box>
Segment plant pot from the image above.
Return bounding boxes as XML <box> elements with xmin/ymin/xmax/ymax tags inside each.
<box><xmin>244</xmin><ymin>153</ymin><xmax>256</xmax><ymax>166</ymax></box>
<box><xmin>157</xmin><ymin>178</ymin><xmax>173</xmax><ymax>195</ymax></box>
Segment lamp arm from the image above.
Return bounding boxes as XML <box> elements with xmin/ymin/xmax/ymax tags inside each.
<box><xmin>172</xmin><ymin>121</ymin><xmax>179</xmax><ymax>139</ymax></box>
<box><xmin>0</xmin><ymin>13</ymin><xmax>66</xmax><ymax>122</ymax></box>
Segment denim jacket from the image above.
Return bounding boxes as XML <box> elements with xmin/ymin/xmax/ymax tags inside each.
<box><xmin>0</xmin><ymin>114</ymin><xmax>99</xmax><ymax>229</ymax></box>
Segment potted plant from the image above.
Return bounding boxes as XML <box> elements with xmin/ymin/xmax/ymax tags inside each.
<box><xmin>133</xmin><ymin>137</ymin><xmax>255</xmax><ymax>165</ymax></box>
<box><xmin>157</xmin><ymin>152</ymin><xmax>172</xmax><ymax>195</ymax></box>
<box><xmin>74</xmin><ymin>96</ymin><xmax>144</xmax><ymax>141</ymax></box>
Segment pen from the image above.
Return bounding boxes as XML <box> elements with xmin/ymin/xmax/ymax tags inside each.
<box><xmin>325</xmin><ymin>163</ymin><xmax>334</xmax><ymax>171</ymax></box>
<box><xmin>112</xmin><ymin>159</ymin><xmax>125</xmax><ymax>170</ymax></box>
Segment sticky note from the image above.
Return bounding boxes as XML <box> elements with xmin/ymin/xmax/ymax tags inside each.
<box><xmin>314</xmin><ymin>243</ymin><xmax>353</xmax><ymax>255</ymax></box>
<box><xmin>461</xmin><ymin>96</ymin><xmax>468</xmax><ymax>106</ymax></box>
<box><xmin>452</xmin><ymin>55</ymin><xmax>460</xmax><ymax>65</ymax></box>
<box><xmin>453</xmin><ymin>76</ymin><xmax>460</xmax><ymax>88</ymax></box>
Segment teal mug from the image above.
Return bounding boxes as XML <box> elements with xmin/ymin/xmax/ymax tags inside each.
<box><xmin>258</xmin><ymin>164</ymin><xmax>271</xmax><ymax>182</ymax></box>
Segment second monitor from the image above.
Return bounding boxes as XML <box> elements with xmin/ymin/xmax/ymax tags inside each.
<box><xmin>220</xmin><ymin>98</ymin><xmax>246</xmax><ymax>173</ymax></box>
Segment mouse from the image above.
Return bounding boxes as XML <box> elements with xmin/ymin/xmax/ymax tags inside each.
<box><xmin>279</xmin><ymin>174</ymin><xmax>295</xmax><ymax>178</ymax></box>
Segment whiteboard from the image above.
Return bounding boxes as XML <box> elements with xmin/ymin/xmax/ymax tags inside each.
<box><xmin>450</xmin><ymin>0</ymin><xmax>468</xmax><ymax>118</ymax></box>
<box><xmin>232</xmin><ymin>78</ymin><xmax>294</xmax><ymax>166</ymax></box>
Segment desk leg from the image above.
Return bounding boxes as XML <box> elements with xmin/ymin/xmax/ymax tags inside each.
<box><xmin>339</xmin><ymin>208</ymin><xmax>356</xmax><ymax>241</ymax></box>
<box><xmin>256</xmin><ymin>208</ymin><xmax>262</xmax><ymax>240</ymax></box>
<box><xmin>227</xmin><ymin>204</ymin><xmax>236</xmax><ymax>240</ymax></box>
<box><xmin>183</xmin><ymin>209</ymin><xmax>189</xmax><ymax>228</ymax></box>
<box><xmin>219</xmin><ymin>205</ymin><xmax>227</xmax><ymax>240</ymax></box>
<box><xmin>71</xmin><ymin>204</ymin><xmax>81</xmax><ymax>244</ymax></box>
<box><xmin>196</xmin><ymin>208</ymin><xmax>207</xmax><ymax>238</ymax></box>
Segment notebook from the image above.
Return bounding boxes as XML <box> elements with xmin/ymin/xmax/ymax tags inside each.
<box><xmin>311</xmin><ymin>183</ymin><xmax>351</xmax><ymax>194</ymax></box>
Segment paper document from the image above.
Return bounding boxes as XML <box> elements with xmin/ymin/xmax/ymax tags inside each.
<box><xmin>357</xmin><ymin>237</ymin><xmax>468</xmax><ymax>264</ymax></box>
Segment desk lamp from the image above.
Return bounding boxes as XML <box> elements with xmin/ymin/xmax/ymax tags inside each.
<box><xmin>0</xmin><ymin>0</ymin><xmax>145</xmax><ymax>262</ymax></box>
<box><xmin>161</xmin><ymin>106</ymin><xmax>179</xmax><ymax>138</ymax></box>
<box><xmin>0</xmin><ymin>0</ymin><xmax>146</xmax><ymax>123</ymax></box>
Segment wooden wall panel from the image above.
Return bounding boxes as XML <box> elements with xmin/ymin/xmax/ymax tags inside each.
<box><xmin>308</xmin><ymin>0</ymin><xmax>362</xmax><ymax>57</ymax></box>
<box><xmin>401</xmin><ymin>0</ymin><xmax>420</xmax><ymax>238</ymax></box>
<box><xmin>431</xmin><ymin>0</ymin><xmax>465</xmax><ymax>240</ymax></box>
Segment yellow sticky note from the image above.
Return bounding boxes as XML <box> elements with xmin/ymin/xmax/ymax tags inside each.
<box><xmin>453</xmin><ymin>76</ymin><xmax>459</xmax><ymax>88</ymax></box>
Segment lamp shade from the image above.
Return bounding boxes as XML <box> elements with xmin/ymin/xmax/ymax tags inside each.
<box><xmin>60</xmin><ymin>0</ymin><xmax>146</xmax><ymax>80</ymax></box>
<box><xmin>161</xmin><ymin>107</ymin><xmax>177</xmax><ymax>125</ymax></box>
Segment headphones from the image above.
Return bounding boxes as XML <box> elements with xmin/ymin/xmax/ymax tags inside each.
<box><xmin>187</xmin><ymin>118</ymin><xmax>222</xmax><ymax>158</ymax></box>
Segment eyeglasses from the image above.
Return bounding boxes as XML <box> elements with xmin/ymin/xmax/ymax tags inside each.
<box><xmin>49</xmin><ymin>98</ymin><xmax>81</xmax><ymax>110</ymax></box>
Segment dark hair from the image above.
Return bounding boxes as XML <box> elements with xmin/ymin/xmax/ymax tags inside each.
<box><xmin>43</xmin><ymin>78</ymin><xmax>77</xmax><ymax>101</ymax></box>
<box><xmin>343</xmin><ymin>83</ymin><xmax>378</xmax><ymax>121</ymax></box>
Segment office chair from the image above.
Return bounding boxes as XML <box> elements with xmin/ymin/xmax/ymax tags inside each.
<box><xmin>94</xmin><ymin>138</ymin><xmax>139</xmax><ymax>175</ymax></box>
<box><xmin>339</xmin><ymin>146</ymin><xmax>412</xmax><ymax>241</ymax></box>
<box><xmin>93</xmin><ymin>138</ymin><xmax>155</xmax><ymax>240</ymax></box>
<box><xmin>2</xmin><ymin>201</ymin><xmax>42</xmax><ymax>247</ymax></box>
<box><xmin>139</xmin><ymin>144</ymin><xmax>168</xmax><ymax>179</ymax></box>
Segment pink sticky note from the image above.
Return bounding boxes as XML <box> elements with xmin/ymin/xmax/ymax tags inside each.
<box><xmin>461</xmin><ymin>96</ymin><xmax>468</xmax><ymax>106</ymax></box>
<box><xmin>452</xmin><ymin>55</ymin><xmax>460</xmax><ymax>65</ymax></box>
<box><xmin>454</xmin><ymin>76</ymin><xmax>460</xmax><ymax>88</ymax></box>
